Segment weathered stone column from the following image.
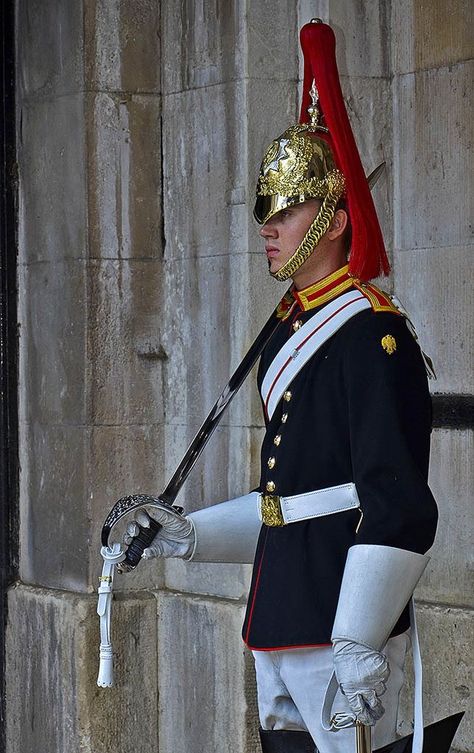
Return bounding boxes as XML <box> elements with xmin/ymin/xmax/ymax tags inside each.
<box><xmin>391</xmin><ymin>3</ymin><xmax>473</xmax><ymax>750</ymax></box>
<box><xmin>156</xmin><ymin>3</ymin><xmax>300</xmax><ymax>751</ymax></box>
<box><xmin>8</xmin><ymin>2</ymin><xmax>164</xmax><ymax>751</ymax></box>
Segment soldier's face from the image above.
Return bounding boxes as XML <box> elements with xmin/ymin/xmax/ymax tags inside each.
<box><xmin>260</xmin><ymin>200</ymin><xmax>320</xmax><ymax>276</ymax></box>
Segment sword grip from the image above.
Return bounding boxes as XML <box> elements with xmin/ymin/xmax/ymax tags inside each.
<box><xmin>124</xmin><ymin>518</ymin><xmax>162</xmax><ymax>569</ymax></box>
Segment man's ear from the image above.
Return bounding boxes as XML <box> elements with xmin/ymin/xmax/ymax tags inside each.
<box><xmin>327</xmin><ymin>208</ymin><xmax>348</xmax><ymax>240</ymax></box>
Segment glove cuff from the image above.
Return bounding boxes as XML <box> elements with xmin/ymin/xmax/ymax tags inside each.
<box><xmin>332</xmin><ymin>544</ymin><xmax>429</xmax><ymax>651</ymax></box>
<box><xmin>187</xmin><ymin>492</ymin><xmax>261</xmax><ymax>563</ymax></box>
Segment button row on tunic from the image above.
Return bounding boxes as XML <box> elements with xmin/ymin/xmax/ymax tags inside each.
<box><xmin>265</xmin><ymin>391</ymin><xmax>293</xmax><ymax>494</ymax></box>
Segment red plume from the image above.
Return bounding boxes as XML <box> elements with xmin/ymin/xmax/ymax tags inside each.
<box><xmin>299</xmin><ymin>22</ymin><xmax>390</xmax><ymax>281</ymax></box>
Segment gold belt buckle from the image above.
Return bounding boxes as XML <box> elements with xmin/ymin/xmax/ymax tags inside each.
<box><xmin>261</xmin><ymin>495</ymin><xmax>285</xmax><ymax>527</ymax></box>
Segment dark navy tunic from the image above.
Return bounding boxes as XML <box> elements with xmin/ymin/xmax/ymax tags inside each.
<box><xmin>242</xmin><ymin>271</ymin><xmax>438</xmax><ymax>650</ymax></box>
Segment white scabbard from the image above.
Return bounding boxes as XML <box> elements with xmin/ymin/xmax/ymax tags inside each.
<box><xmin>97</xmin><ymin>543</ymin><xmax>126</xmax><ymax>688</ymax></box>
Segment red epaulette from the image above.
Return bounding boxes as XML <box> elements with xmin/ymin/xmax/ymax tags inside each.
<box><xmin>352</xmin><ymin>280</ymin><xmax>401</xmax><ymax>314</ymax></box>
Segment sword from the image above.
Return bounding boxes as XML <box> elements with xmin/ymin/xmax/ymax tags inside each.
<box><xmin>96</xmin><ymin>163</ymin><xmax>386</xmax><ymax>687</ymax></box>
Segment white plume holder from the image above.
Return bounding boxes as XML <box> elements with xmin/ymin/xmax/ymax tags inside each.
<box><xmin>97</xmin><ymin>543</ymin><xmax>126</xmax><ymax>688</ymax></box>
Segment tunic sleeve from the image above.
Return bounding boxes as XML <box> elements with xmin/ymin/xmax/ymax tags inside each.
<box><xmin>344</xmin><ymin>311</ymin><xmax>438</xmax><ymax>554</ymax></box>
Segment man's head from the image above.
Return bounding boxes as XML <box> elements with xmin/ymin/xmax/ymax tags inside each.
<box><xmin>254</xmin><ymin>125</ymin><xmax>346</xmax><ymax>282</ymax></box>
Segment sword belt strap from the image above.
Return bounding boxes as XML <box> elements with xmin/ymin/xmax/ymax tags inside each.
<box><xmin>259</xmin><ymin>482</ymin><xmax>360</xmax><ymax>527</ymax></box>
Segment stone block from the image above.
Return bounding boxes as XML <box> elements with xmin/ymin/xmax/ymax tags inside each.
<box><xmin>394</xmin><ymin>245</ymin><xmax>473</xmax><ymax>395</ymax></box>
<box><xmin>398</xmin><ymin>602</ymin><xmax>473</xmax><ymax>752</ymax></box>
<box><xmin>163</xmin><ymin>254</ymin><xmax>240</xmax><ymax>426</ymax></box>
<box><xmin>6</xmin><ymin>584</ymin><xmax>159</xmax><ymax>753</ymax></box>
<box><xmin>162</xmin><ymin>82</ymin><xmax>247</xmax><ymax>261</ymax></box>
<box><xmin>18</xmin><ymin>260</ymin><xmax>87</xmax><ymax>425</ymax></box>
<box><xmin>393</xmin><ymin>0</ymin><xmax>474</xmax><ymax>74</ymax></box>
<box><xmin>86</xmin><ymin>92</ymin><xmax>162</xmax><ymax>261</ymax></box>
<box><xmin>157</xmin><ymin>592</ymin><xmax>260</xmax><ymax>753</ymax></box>
<box><xmin>18</xmin><ymin>95</ymin><xmax>87</xmax><ymax>263</ymax></box>
<box><xmin>161</xmin><ymin>0</ymin><xmax>245</xmax><ymax>94</ymax></box>
<box><xmin>246</xmin><ymin>1</ymin><xmax>299</xmax><ymax>81</ymax></box>
<box><xmin>86</xmin><ymin>259</ymin><xmax>165</xmax><ymax>425</ymax></box>
<box><xmin>16</xmin><ymin>0</ymin><xmax>84</xmax><ymax>98</ymax></box>
<box><xmin>84</xmin><ymin>0</ymin><xmax>161</xmax><ymax>93</ymax></box>
<box><xmin>417</xmin><ymin>429</ymin><xmax>473</xmax><ymax>609</ymax></box>
<box><xmin>162</xmin><ymin>253</ymin><xmax>278</xmax><ymax>430</ymax></box>
<box><xmin>19</xmin><ymin>423</ymin><xmax>89</xmax><ymax>590</ymax></box>
<box><xmin>393</xmin><ymin>62</ymin><xmax>473</xmax><ymax>252</ymax></box>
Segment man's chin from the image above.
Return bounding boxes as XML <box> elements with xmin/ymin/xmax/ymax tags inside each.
<box><xmin>268</xmin><ymin>259</ymin><xmax>281</xmax><ymax>275</ymax></box>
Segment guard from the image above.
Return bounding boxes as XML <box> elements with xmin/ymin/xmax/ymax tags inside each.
<box><xmin>121</xmin><ymin>20</ymin><xmax>439</xmax><ymax>753</ymax></box>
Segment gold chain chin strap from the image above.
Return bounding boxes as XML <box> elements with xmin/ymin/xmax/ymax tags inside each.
<box><xmin>270</xmin><ymin>168</ymin><xmax>345</xmax><ymax>282</ymax></box>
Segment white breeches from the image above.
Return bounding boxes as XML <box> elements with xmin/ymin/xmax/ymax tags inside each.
<box><xmin>253</xmin><ymin>632</ymin><xmax>409</xmax><ymax>753</ymax></box>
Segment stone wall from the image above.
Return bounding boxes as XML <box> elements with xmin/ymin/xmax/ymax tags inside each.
<box><xmin>9</xmin><ymin>1</ymin><xmax>165</xmax><ymax>751</ymax></box>
<box><xmin>6</xmin><ymin>1</ymin><xmax>472</xmax><ymax>752</ymax></box>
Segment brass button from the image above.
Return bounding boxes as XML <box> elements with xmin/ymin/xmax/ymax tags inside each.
<box><xmin>281</xmin><ymin>413</ymin><xmax>288</xmax><ymax>424</ymax></box>
<box><xmin>283</xmin><ymin>390</ymin><xmax>292</xmax><ymax>402</ymax></box>
<box><xmin>267</xmin><ymin>457</ymin><xmax>276</xmax><ymax>469</ymax></box>
<box><xmin>266</xmin><ymin>480</ymin><xmax>276</xmax><ymax>493</ymax></box>
<box><xmin>273</xmin><ymin>435</ymin><xmax>281</xmax><ymax>446</ymax></box>
<box><xmin>292</xmin><ymin>319</ymin><xmax>303</xmax><ymax>332</ymax></box>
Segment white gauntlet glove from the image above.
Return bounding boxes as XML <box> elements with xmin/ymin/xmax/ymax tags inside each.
<box><xmin>123</xmin><ymin>506</ymin><xmax>195</xmax><ymax>560</ymax></box>
<box><xmin>333</xmin><ymin>640</ymin><xmax>390</xmax><ymax>726</ymax></box>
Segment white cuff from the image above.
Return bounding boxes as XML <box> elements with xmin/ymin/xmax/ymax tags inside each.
<box><xmin>331</xmin><ymin>544</ymin><xmax>429</xmax><ymax>651</ymax></box>
<box><xmin>187</xmin><ymin>492</ymin><xmax>262</xmax><ymax>564</ymax></box>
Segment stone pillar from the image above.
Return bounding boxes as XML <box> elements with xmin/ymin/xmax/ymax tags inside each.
<box><xmin>157</xmin><ymin>2</ymin><xmax>300</xmax><ymax>751</ymax></box>
<box><xmin>8</xmin><ymin>2</ymin><xmax>164</xmax><ymax>751</ymax></box>
<box><xmin>391</xmin><ymin>3</ymin><xmax>473</xmax><ymax>751</ymax></box>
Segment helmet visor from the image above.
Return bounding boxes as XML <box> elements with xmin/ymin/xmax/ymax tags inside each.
<box><xmin>253</xmin><ymin>193</ymin><xmax>307</xmax><ymax>226</ymax></box>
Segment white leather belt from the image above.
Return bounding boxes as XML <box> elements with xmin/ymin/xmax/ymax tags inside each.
<box><xmin>259</xmin><ymin>482</ymin><xmax>360</xmax><ymax>527</ymax></box>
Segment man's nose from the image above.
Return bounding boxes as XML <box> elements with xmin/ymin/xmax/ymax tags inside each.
<box><xmin>260</xmin><ymin>222</ymin><xmax>277</xmax><ymax>238</ymax></box>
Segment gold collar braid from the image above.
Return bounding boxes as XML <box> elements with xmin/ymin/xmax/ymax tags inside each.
<box><xmin>271</xmin><ymin>170</ymin><xmax>345</xmax><ymax>282</ymax></box>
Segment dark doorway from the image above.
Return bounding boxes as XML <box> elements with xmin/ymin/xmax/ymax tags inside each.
<box><xmin>0</xmin><ymin>2</ymin><xmax>19</xmax><ymax>750</ymax></box>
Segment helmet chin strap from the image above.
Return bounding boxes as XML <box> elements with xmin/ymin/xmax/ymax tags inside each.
<box><xmin>270</xmin><ymin>190</ymin><xmax>340</xmax><ymax>282</ymax></box>
<box><xmin>269</xmin><ymin>169</ymin><xmax>345</xmax><ymax>283</ymax></box>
